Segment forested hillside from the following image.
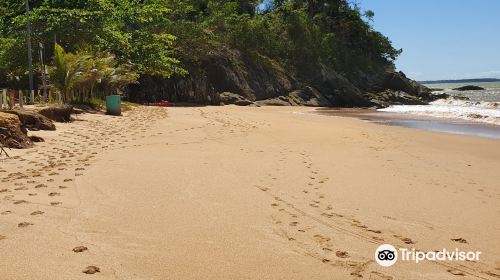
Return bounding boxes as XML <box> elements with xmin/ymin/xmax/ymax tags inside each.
<box><xmin>0</xmin><ymin>0</ymin><xmax>435</xmax><ymax>107</ymax></box>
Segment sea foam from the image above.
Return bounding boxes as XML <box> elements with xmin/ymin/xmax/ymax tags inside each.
<box><xmin>379</xmin><ymin>99</ymin><xmax>500</xmax><ymax>125</ymax></box>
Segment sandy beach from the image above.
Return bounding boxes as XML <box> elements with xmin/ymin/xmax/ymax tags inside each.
<box><xmin>1</xmin><ymin>105</ymin><xmax>499</xmax><ymax>279</ymax></box>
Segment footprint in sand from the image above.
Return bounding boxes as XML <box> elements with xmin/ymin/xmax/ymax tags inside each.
<box><xmin>447</xmin><ymin>269</ymin><xmax>465</xmax><ymax>276</ymax></box>
<box><xmin>73</xmin><ymin>246</ymin><xmax>88</xmax><ymax>253</ymax></box>
<box><xmin>14</xmin><ymin>200</ymin><xmax>29</xmax><ymax>205</ymax></box>
<box><xmin>336</xmin><ymin>251</ymin><xmax>350</xmax><ymax>258</ymax></box>
<box><xmin>82</xmin><ymin>266</ymin><xmax>100</xmax><ymax>274</ymax></box>
<box><xmin>18</xmin><ymin>222</ymin><xmax>33</xmax><ymax>228</ymax></box>
<box><xmin>50</xmin><ymin>202</ymin><xmax>62</xmax><ymax>206</ymax></box>
<box><xmin>370</xmin><ymin>271</ymin><xmax>394</xmax><ymax>280</ymax></box>
<box><xmin>30</xmin><ymin>211</ymin><xmax>44</xmax><ymax>216</ymax></box>
<box><xmin>48</xmin><ymin>192</ymin><xmax>61</xmax><ymax>197</ymax></box>
<box><xmin>393</xmin><ymin>235</ymin><xmax>415</xmax><ymax>245</ymax></box>
<box><xmin>451</xmin><ymin>238</ymin><xmax>468</xmax><ymax>244</ymax></box>
<box><xmin>35</xmin><ymin>184</ymin><xmax>47</xmax><ymax>188</ymax></box>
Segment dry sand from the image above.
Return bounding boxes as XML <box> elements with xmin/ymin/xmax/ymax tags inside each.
<box><xmin>0</xmin><ymin>105</ymin><xmax>499</xmax><ymax>279</ymax></box>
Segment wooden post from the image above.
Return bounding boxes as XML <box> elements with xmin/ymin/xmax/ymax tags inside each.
<box><xmin>0</xmin><ymin>89</ymin><xmax>5</xmax><ymax>109</ymax></box>
<box><xmin>19</xmin><ymin>89</ymin><xmax>24</xmax><ymax>107</ymax></box>
<box><xmin>30</xmin><ymin>89</ymin><xmax>35</xmax><ymax>105</ymax></box>
<box><xmin>10</xmin><ymin>90</ymin><xmax>15</xmax><ymax>109</ymax></box>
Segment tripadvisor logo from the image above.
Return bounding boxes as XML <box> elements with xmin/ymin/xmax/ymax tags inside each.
<box><xmin>375</xmin><ymin>244</ymin><xmax>481</xmax><ymax>267</ymax></box>
<box><xmin>375</xmin><ymin>244</ymin><xmax>397</xmax><ymax>267</ymax></box>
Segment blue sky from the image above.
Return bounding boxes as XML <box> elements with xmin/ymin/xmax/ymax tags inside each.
<box><xmin>359</xmin><ymin>0</ymin><xmax>500</xmax><ymax>81</ymax></box>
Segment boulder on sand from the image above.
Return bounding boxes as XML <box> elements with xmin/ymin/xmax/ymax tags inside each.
<box><xmin>4</xmin><ymin>110</ymin><xmax>56</xmax><ymax>131</ymax></box>
<box><xmin>219</xmin><ymin>92</ymin><xmax>255</xmax><ymax>106</ymax></box>
<box><xmin>0</xmin><ymin>112</ymin><xmax>33</xmax><ymax>149</ymax></box>
<box><xmin>37</xmin><ymin>105</ymin><xmax>73</xmax><ymax>122</ymax></box>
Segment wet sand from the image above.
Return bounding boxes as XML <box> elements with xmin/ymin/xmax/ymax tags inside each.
<box><xmin>313</xmin><ymin>108</ymin><xmax>500</xmax><ymax>139</ymax></box>
<box><xmin>0</xmin><ymin>105</ymin><xmax>499</xmax><ymax>279</ymax></box>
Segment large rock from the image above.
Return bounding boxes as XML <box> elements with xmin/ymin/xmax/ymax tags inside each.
<box><xmin>219</xmin><ymin>92</ymin><xmax>254</xmax><ymax>106</ymax></box>
<box><xmin>255</xmin><ymin>96</ymin><xmax>294</xmax><ymax>106</ymax></box>
<box><xmin>4</xmin><ymin>110</ymin><xmax>56</xmax><ymax>131</ymax></box>
<box><xmin>37</xmin><ymin>105</ymin><xmax>73</xmax><ymax>122</ymax></box>
<box><xmin>308</xmin><ymin>64</ymin><xmax>370</xmax><ymax>107</ymax></box>
<box><xmin>256</xmin><ymin>86</ymin><xmax>332</xmax><ymax>107</ymax></box>
<box><xmin>0</xmin><ymin>112</ymin><xmax>33</xmax><ymax>149</ymax></box>
<box><xmin>365</xmin><ymin>90</ymin><xmax>428</xmax><ymax>108</ymax></box>
<box><xmin>354</xmin><ymin>70</ymin><xmax>441</xmax><ymax>106</ymax></box>
<box><xmin>453</xmin><ymin>85</ymin><xmax>485</xmax><ymax>91</ymax></box>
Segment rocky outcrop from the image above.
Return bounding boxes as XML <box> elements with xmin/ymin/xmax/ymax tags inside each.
<box><xmin>0</xmin><ymin>112</ymin><xmax>32</xmax><ymax>149</ymax></box>
<box><xmin>219</xmin><ymin>92</ymin><xmax>255</xmax><ymax>106</ymax></box>
<box><xmin>129</xmin><ymin>47</ymin><xmax>295</xmax><ymax>105</ymax></box>
<box><xmin>37</xmin><ymin>105</ymin><xmax>73</xmax><ymax>122</ymax></box>
<box><xmin>4</xmin><ymin>110</ymin><xmax>56</xmax><ymax>131</ymax></box>
<box><xmin>354</xmin><ymin>70</ymin><xmax>448</xmax><ymax>107</ymax></box>
<box><xmin>306</xmin><ymin>64</ymin><xmax>370</xmax><ymax>107</ymax></box>
<box><xmin>453</xmin><ymin>85</ymin><xmax>485</xmax><ymax>91</ymax></box>
<box><xmin>365</xmin><ymin>90</ymin><xmax>428</xmax><ymax>107</ymax></box>
<box><xmin>128</xmin><ymin>47</ymin><xmax>439</xmax><ymax>108</ymax></box>
<box><xmin>256</xmin><ymin>86</ymin><xmax>332</xmax><ymax>107</ymax></box>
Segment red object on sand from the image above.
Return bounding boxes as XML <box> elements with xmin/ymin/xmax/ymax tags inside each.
<box><xmin>160</xmin><ymin>100</ymin><xmax>169</xmax><ymax>107</ymax></box>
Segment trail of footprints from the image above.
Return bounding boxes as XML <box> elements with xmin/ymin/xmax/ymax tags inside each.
<box><xmin>257</xmin><ymin>148</ymin><xmax>498</xmax><ymax>279</ymax></box>
<box><xmin>0</xmin><ymin>106</ymin><xmax>168</xmax><ymax>275</ymax></box>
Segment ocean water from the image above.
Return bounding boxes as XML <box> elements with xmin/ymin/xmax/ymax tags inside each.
<box><xmin>379</xmin><ymin>82</ymin><xmax>500</xmax><ymax>125</ymax></box>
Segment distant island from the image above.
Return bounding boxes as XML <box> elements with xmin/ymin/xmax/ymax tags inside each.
<box><xmin>419</xmin><ymin>78</ymin><xmax>500</xmax><ymax>84</ymax></box>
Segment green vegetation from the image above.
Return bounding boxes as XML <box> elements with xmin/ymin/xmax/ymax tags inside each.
<box><xmin>0</xmin><ymin>0</ymin><xmax>401</xmax><ymax>101</ymax></box>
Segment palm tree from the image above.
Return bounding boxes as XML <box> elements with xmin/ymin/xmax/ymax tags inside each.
<box><xmin>49</xmin><ymin>44</ymin><xmax>138</xmax><ymax>103</ymax></box>
<box><xmin>49</xmin><ymin>43</ymin><xmax>92</xmax><ymax>103</ymax></box>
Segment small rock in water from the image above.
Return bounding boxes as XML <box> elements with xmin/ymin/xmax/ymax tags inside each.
<box><xmin>73</xmin><ymin>246</ymin><xmax>88</xmax><ymax>253</ymax></box>
<box><xmin>82</xmin><ymin>266</ymin><xmax>100</xmax><ymax>274</ymax></box>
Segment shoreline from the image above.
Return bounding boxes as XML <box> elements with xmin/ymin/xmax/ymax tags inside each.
<box><xmin>311</xmin><ymin>107</ymin><xmax>500</xmax><ymax>140</ymax></box>
<box><xmin>1</xmin><ymin>105</ymin><xmax>499</xmax><ymax>279</ymax></box>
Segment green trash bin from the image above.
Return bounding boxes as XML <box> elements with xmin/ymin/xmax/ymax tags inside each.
<box><xmin>106</xmin><ymin>95</ymin><xmax>121</xmax><ymax>116</ymax></box>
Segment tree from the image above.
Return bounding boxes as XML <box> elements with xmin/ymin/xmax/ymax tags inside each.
<box><xmin>49</xmin><ymin>44</ymin><xmax>138</xmax><ymax>102</ymax></box>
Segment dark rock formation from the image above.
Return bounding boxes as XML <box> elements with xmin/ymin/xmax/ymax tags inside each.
<box><xmin>129</xmin><ymin>47</ymin><xmax>295</xmax><ymax>105</ymax></box>
<box><xmin>219</xmin><ymin>92</ymin><xmax>255</xmax><ymax>106</ymax></box>
<box><xmin>3</xmin><ymin>110</ymin><xmax>56</xmax><ymax>131</ymax></box>
<box><xmin>365</xmin><ymin>90</ymin><xmax>428</xmax><ymax>108</ymax></box>
<box><xmin>37</xmin><ymin>105</ymin><xmax>73</xmax><ymax>122</ymax></box>
<box><xmin>453</xmin><ymin>85</ymin><xmax>485</xmax><ymax>91</ymax></box>
<box><xmin>0</xmin><ymin>112</ymin><xmax>33</xmax><ymax>149</ymax></box>
<box><xmin>128</xmin><ymin>47</ymin><xmax>436</xmax><ymax>108</ymax></box>
<box><xmin>354</xmin><ymin>70</ymin><xmax>448</xmax><ymax>107</ymax></box>
<box><xmin>29</xmin><ymin>135</ymin><xmax>45</xmax><ymax>142</ymax></box>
